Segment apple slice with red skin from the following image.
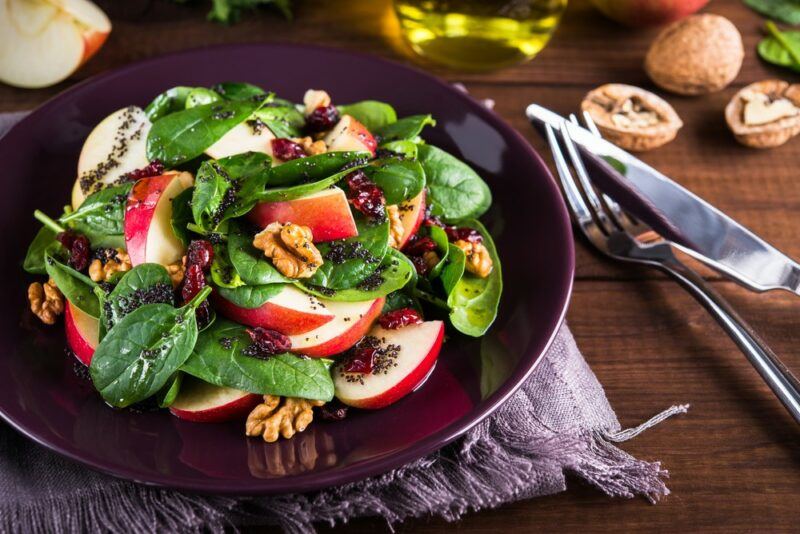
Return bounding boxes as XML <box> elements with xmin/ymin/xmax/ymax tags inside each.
<box><xmin>323</xmin><ymin>115</ymin><xmax>377</xmax><ymax>156</ymax></box>
<box><xmin>248</xmin><ymin>187</ymin><xmax>358</xmax><ymax>242</ymax></box>
<box><xmin>64</xmin><ymin>301</ymin><xmax>99</xmax><ymax>366</ymax></box>
<box><xmin>334</xmin><ymin>320</ymin><xmax>444</xmax><ymax>409</ymax></box>
<box><xmin>124</xmin><ymin>171</ymin><xmax>194</xmax><ymax>266</ymax></box>
<box><xmin>169</xmin><ymin>378</ymin><xmax>261</xmax><ymax>423</ymax></box>
<box><xmin>590</xmin><ymin>0</ymin><xmax>709</xmax><ymax>26</ymax></box>
<box><xmin>214</xmin><ymin>285</ymin><xmax>334</xmax><ymax>336</ymax></box>
<box><xmin>393</xmin><ymin>189</ymin><xmax>426</xmax><ymax>249</ymax></box>
<box><xmin>289</xmin><ymin>297</ymin><xmax>385</xmax><ymax>358</ymax></box>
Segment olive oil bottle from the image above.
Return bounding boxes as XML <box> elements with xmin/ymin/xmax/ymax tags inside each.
<box><xmin>394</xmin><ymin>0</ymin><xmax>567</xmax><ymax>71</ymax></box>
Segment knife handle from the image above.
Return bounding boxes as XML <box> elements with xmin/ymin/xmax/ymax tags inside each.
<box><xmin>660</xmin><ymin>256</ymin><xmax>800</xmax><ymax>424</ymax></box>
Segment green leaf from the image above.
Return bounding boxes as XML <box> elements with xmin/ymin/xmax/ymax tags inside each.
<box><xmin>418</xmin><ymin>144</ymin><xmax>492</xmax><ymax>220</ymax></box>
<box><xmin>59</xmin><ymin>183</ymin><xmax>131</xmax><ymax>248</ymax></box>
<box><xmin>427</xmin><ymin>225</ymin><xmax>450</xmax><ymax>279</ymax></box>
<box><xmin>745</xmin><ymin>0</ymin><xmax>800</xmax><ymax>25</ymax></box>
<box><xmin>375</xmin><ymin>114</ymin><xmax>435</xmax><ymax>143</ymax></box>
<box><xmin>185</xmin><ymin>87</ymin><xmax>223</xmax><ymax>109</ymax></box>
<box><xmin>45</xmin><ymin>249</ymin><xmax>99</xmax><ymax>318</ymax></box>
<box><xmin>146</xmin><ymin>96</ymin><xmax>269</xmax><ymax>165</ymax></box>
<box><xmin>758</xmin><ymin>23</ymin><xmax>800</xmax><ymax>72</ymax></box>
<box><xmin>206</xmin><ymin>0</ymin><xmax>292</xmax><ymax>24</ymax></box>
<box><xmin>379</xmin><ymin>140</ymin><xmax>418</xmax><ymax>159</ymax></box>
<box><xmin>447</xmin><ymin>220</ymin><xmax>502</xmax><ymax>337</ymax></box>
<box><xmin>144</xmin><ymin>86</ymin><xmax>193</xmax><ymax>122</ymax></box>
<box><xmin>257</xmin><ymin>164</ymin><xmax>366</xmax><ymax>203</ymax></box>
<box><xmin>382</xmin><ymin>290</ymin><xmax>422</xmax><ymax>314</ymax></box>
<box><xmin>171</xmin><ymin>187</ymin><xmax>195</xmax><ymax>247</ymax></box>
<box><xmin>212</xmin><ymin>82</ymin><xmax>267</xmax><ymax>100</ymax></box>
<box><xmin>267</xmin><ymin>151</ymin><xmax>371</xmax><ymax>187</ymax></box>
<box><xmin>365</xmin><ymin>158</ymin><xmax>425</xmax><ymax>204</ymax></box>
<box><xmin>182</xmin><ymin>319</ymin><xmax>333</xmax><ymax>400</ymax></box>
<box><xmin>216</xmin><ymin>284</ymin><xmax>285</xmax><ymax>308</ymax></box>
<box><xmin>23</xmin><ymin>226</ymin><xmax>57</xmax><ymax>275</ymax></box>
<box><xmin>102</xmin><ymin>264</ymin><xmax>174</xmax><ymax>332</ymax></box>
<box><xmin>158</xmin><ymin>372</ymin><xmax>183</xmax><ymax>408</ymax></box>
<box><xmin>338</xmin><ymin>100</ymin><xmax>397</xmax><ymax>131</ymax></box>
<box><xmin>253</xmin><ymin>104</ymin><xmax>305</xmax><ymax>138</ymax></box>
<box><xmin>439</xmin><ymin>242</ymin><xmax>466</xmax><ymax>296</ymax></box>
<box><xmin>227</xmin><ymin>219</ymin><xmax>290</xmax><ymax>285</ymax></box>
<box><xmin>210</xmin><ymin>241</ymin><xmax>245</xmax><ymax>289</ymax></box>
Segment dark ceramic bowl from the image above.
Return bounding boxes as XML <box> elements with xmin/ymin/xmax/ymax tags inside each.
<box><xmin>0</xmin><ymin>44</ymin><xmax>573</xmax><ymax>494</ymax></box>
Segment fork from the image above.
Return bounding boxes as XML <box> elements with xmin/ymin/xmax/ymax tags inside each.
<box><xmin>546</xmin><ymin>118</ymin><xmax>800</xmax><ymax>424</ymax></box>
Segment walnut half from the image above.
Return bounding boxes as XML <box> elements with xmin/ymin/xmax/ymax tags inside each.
<box><xmin>725</xmin><ymin>80</ymin><xmax>800</xmax><ymax>149</ymax></box>
<box><xmin>246</xmin><ymin>395</ymin><xmax>325</xmax><ymax>442</ymax></box>
<box><xmin>28</xmin><ymin>279</ymin><xmax>64</xmax><ymax>325</ymax></box>
<box><xmin>454</xmin><ymin>240</ymin><xmax>493</xmax><ymax>278</ymax></box>
<box><xmin>253</xmin><ymin>222</ymin><xmax>323</xmax><ymax>279</ymax></box>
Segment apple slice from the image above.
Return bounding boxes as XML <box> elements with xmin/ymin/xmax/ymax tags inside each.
<box><xmin>0</xmin><ymin>0</ymin><xmax>110</xmax><ymax>89</ymax></box>
<box><xmin>215</xmin><ymin>285</ymin><xmax>334</xmax><ymax>336</ymax></box>
<box><xmin>323</xmin><ymin>115</ymin><xmax>377</xmax><ymax>156</ymax></box>
<box><xmin>72</xmin><ymin>106</ymin><xmax>152</xmax><ymax>208</ymax></box>
<box><xmin>124</xmin><ymin>171</ymin><xmax>194</xmax><ymax>266</ymax></box>
<box><xmin>393</xmin><ymin>189</ymin><xmax>426</xmax><ymax>249</ymax></box>
<box><xmin>289</xmin><ymin>297</ymin><xmax>385</xmax><ymax>358</ymax></box>
<box><xmin>205</xmin><ymin>121</ymin><xmax>275</xmax><ymax>160</ymax></box>
<box><xmin>334</xmin><ymin>320</ymin><xmax>444</xmax><ymax>409</ymax></box>
<box><xmin>64</xmin><ymin>301</ymin><xmax>99</xmax><ymax>366</ymax></box>
<box><xmin>248</xmin><ymin>187</ymin><xmax>358</xmax><ymax>242</ymax></box>
<box><xmin>169</xmin><ymin>378</ymin><xmax>261</xmax><ymax>423</ymax></box>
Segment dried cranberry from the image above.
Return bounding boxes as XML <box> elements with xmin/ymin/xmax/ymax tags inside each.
<box><xmin>346</xmin><ymin>171</ymin><xmax>385</xmax><ymax>220</ymax></box>
<box><xmin>195</xmin><ymin>301</ymin><xmax>212</xmax><ymax>329</ymax></box>
<box><xmin>445</xmin><ymin>226</ymin><xmax>483</xmax><ymax>243</ymax></box>
<box><xmin>403</xmin><ymin>236</ymin><xmax>437</xmax><ymax>257</ymax></box>
<box><xmin>409</xmin><ymin>255</ymin><xmax>430</xmax><ymax>276</ymax></box>
<box><xmin>56</xmin><ymin>231</ymin><xmax>76</xmax><ymax>250</ymax></box>
<box><xmin>424</xmin><ymin>215</ymin><xmax>445</xmax><ymax>228</ymax></box>
<box><xmin>122</xmin><ymin>160</ymin><xmax>165</xmax><ymax>182</ymax></box>
<box><xmin>186</xmin><ymin>239</ymin><xmax>214</xmax><ymax>272</ymax></box>
<box><xmin>271</xmin><ymin>138</ymin><xmax>306</xmax><ymax>161</ymax></box>
<box><xmin>343</xmin><ymin>346</ymin><xmax>378</xmax><ymax>374</ymax></box>
<box><xmin>319</xmin><ymin>400</ymin><xmax>349</xmax><ymax>421</ymax></box>
<box><xmin>305</xmin><ymin>105</ymin><xmax>340</xmax><ymax>133</ymax></box>
<box><xmin>243</xmin><ymin>327</ymin><xmax>292</xmax><ymax>359</ymax></box>
<box><xmin>181</xmin><ymin>264</ymin><xmax>206</xmax><ymax>302</ymax></box>
<box><xmin>379</xmin><ymin>308</ymin><xmax>423</xmax><ymax>330</ymax></box>
<box><xmin>57</xmin><ymin>231</ymin><xmax>90</xmax><ymax>271</ymax></box>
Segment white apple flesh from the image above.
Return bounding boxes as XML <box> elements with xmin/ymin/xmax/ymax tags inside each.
<box><xmin>334</xmin><ymin>320</ymin><xmax>445</xmax><ymax>409</ymax></box>
<box><xmin>205</xmin><ymin>121</ymin><xmax>275</xmax><ymax>160</ymax></box>
<box><xmin>169</xmin><ymin>378</ymin><xmax>261</xmax><ymax>423</ymax></box>
<box><xmin>323</xmin><ymin>115</ymin><xmax>377</xmax><ymax>156</ymax></box>
<box><xmin>393</xmin><ymin>189</ymin><xmax>426</xmax><ymax>249</ymax></box>
<box><xmin>64</xmin><ymin>301</ymin><xmax>99</xmax><ymax>366</ymax></box>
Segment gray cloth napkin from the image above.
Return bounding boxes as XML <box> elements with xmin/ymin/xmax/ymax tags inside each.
<box><xmin>0</xmin><ymin>112</ymin><xmax>687</xmax><ymax>533</ymax></box>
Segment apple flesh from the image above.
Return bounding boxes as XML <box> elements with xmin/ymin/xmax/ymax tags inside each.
<box><xmin>289</xmin><ymin>297</ymin><xmax>385</xmax><ymax>358</ymax></box>
<box><xmin>72</xmin><ymin>106</ymin><xmax>152</xmax><ymax>208</ymax></box>
<box><xmin>590</xmin><ymin>0</ymin><xmax>709</xmax><ymax>26</ymax></box>
<box><xmin>334</xmin><ymin>320</ymin><xmax>444</xmax><ymax>409</ymax></box>
<box><xmin>64</xmin><ymin>301</ymin><xmax>99</xmax><ymax>366</ymax></box>
<box><xmin>215</xmin><ymin>285</ymin><xmax>335</xmax><ymax>336</ymax></box>
<box><xmin>323</xmin><ymin>115</ymin><xmax>377</xmax><ymax>156</ymax></box>
<box><xmin>393</xmin><ymin>190</ymin><xmax>426</xmax><ymax>249</ymax></box>
<box><xmin>248</xmin><ymin>187</ymin><xmax>358</xmax><ymax>242</ymax></box>
<box><xmin>0</xmin><ymin>0</ymin><xmax>110</xmax><ymax>89</ymax></box>
<box><xmin>205</xmin><ymin>121</ymin><xmax>275</xmax><ymax>160</ymax></box>
<box><xmin>124</xmin><ymin>171</ymin><xmax>194</xmax><ymax>266</ymax></box>
<box><xmin>169</xmin><ymin>378</ymin><xmax>261</xmax><ymax>423</ymax></box>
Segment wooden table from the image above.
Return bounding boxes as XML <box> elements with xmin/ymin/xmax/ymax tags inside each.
<box><xmin>2</xmin><ymin>0</ymin><xmax>799</xmax><ymax>530</ymax></box>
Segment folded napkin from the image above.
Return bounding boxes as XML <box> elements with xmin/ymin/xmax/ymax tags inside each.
<box><xmin>0</xmin><ymin>111</ymin><xmax>687</xmax><ymax>533</ymax></box>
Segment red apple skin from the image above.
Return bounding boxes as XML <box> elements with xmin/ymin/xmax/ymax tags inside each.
<box><xmin>325</xmin><ymin>116</ymin><xmax>377</xmax><ymax>156</ymax></box>
<box><xmin>248</xmin><ymin>189</ymin><xmax>358</xmax><ymax>242</ymax></box>
<box><xmin>590</xmin><ymin>0</ymin><xmax>709</xmax><ymax>26</ymax></box>
<box><xmin>80</xmin><ymin>30</ymin><xmax>109</xmax><ymax>66</ymax></box>
<box><xmin>213</xmin><ymin>291</ymin><xmax>334</xmax><ymax>336</ymax></box>
<box><xmin>64</xmin><ymin>302</ymin><xmax>98</xmax><ymax>366</ymax></box>
<box><xmin>349</xmin><ymin>119</ymin><xmax>377</xmax><ymax>156</ymax></box>
<box><xmin>339</xmin><ymin>322</ymin><xmax>444</xmax><ymax>409</ymax></box>
<box><xmin>169</xmin><ymin>393</ymin><xmax>261</xmax><ymax>423</ymax></box>
<box><xmin>395</xmin><ymin>190</ymin><xmax>426</xmax><ymax>249</ymax></box>
<box><xmin>125</xmin><ymin>173</ymin><xmax>173</xmax><ymax>266</ymax></box>
<box><xmin>294</xmin><ymin>297</ymin><xmax>385</xmax><ymax>358</ymax></box>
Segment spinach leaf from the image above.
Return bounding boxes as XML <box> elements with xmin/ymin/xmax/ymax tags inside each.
<box><xmin>299</xmin><ymin>248</ymin><xmax>413</xmax><ymax>301</ymax></box>
<box><xmin>212</xmin><ymin>82</ymin><xmax>267</xmax><ymax>101</ymax></box>
<box><xmin>379</xmin><ymin>140</ymin><xmax>418</xmax><ymax>159</ymax></box>
<box><xmin>44</xmin><ymin>249</ymin><xmax>99</xmax><ymax>318</ymax></box>
<box><xmin>257</xmin><ymin>165</ymin><xmax>365</xmax><ymax>203</ymax></box>
<box><xmin>89</xmin><ymin>287</ymin><xmax>210</xmax><ymax>408</ymax></box>
<box><xmin>59</xmin><ymin>183</ymin><xmax>131</xmax><ymax>248</ymax></box>
<box><xmin>182</xmin><ymin>319</ymin><xmax>334</xmax><ymax>401</ymax></box>
<box><xmin>758</xmin><ymin>22</ymin><xmax>800</xmax><ymax>72</ymax></box>
<box><xmin>185</xmin><ymin>87</ymin><xmax>222</xmax><ymax>109</ymax></box>
<box><xmin>338</xmin><ymin>101</ymin><xmax>397</xmax><ymax>131</ymax></box>
<box><xmin>418</xmin><ymin>144</ymin><xmax>492</xmax><ymax>220</ymax></box>
<box><xmin>23</xmin><ymin>226</ymin><xmax>57</xmax><ymax>275</ymax></box>
<box><xmin>171</xmin><ymin>187</ymin><xmax>195</xmax><ymax>247</ymax></box>
<box><xmin>427</xmin><ymin>224</ymin><xmax>450</xmax><ymax>279</ymax></box>
<box><xmin>210</xmin><ymin>242</ymin><xmax>245</xmax><ymax>289</ymax></box>
<box><xmin>447</xmin><ymin>220</ymin><xmax>502</xmax><ymax>337</ymax></box>
<box><xmin>158</xmin><ymin>372</ymin><xmax>183</xmax><ymax>408</ymax></box>
<box><xmin>745</xmin><ymin>0</ymin><xmax>800</xmax><ymax>25</ymax></box>
<box><xmin>102</xmin><ymin>264</ymin><xmax>174</xmax><ymax>332</ymax></box>
<box><xmin>308</xmin><ymin>214</ymin><xmax>390</xmax><ymax>289</ymax></box>
<box><xmin>366</xmin><ymin>158</ymin><xmax>425</xmax><ymax>204</ymax></box>
<box><xmin>146</xmin><ymin>97</ymin><xmax>269</xmax><ymax>165</ymax></box>
<box><xmin>144</xmin><ymin>86</ymin><xmax>193</xmax><ymax>122</ymax></box>
<box><xmin>253</xmin><ymin>105</ymin><xmax>305</xmax><ymax>138</ymax></box>
<box><xmin>439</xmin><ymin>242</ymin><xmax>466</xmax><ymax>295</ymax></box>
<box><xmin>216</xmin><ymin>284</ymin><xmax>285</xmax><ymax>308</ymax></box>
<box><xmin>267</xmin><ymin>151</ymin><xmax>371</xmax><ymax>187</ymax></box>
<box><xmin>375</xmin><ymin>114</ymin><xmax>435</xmax><ymax>143</ymax></box>
<box><xmin>382</xmin><ymin>290</ymin><xmax>422</xmax><ymax>314</ymax></box>
<box><xmin>227</xmin><ymin>219</ymin><xmax>290</xmax><ymax>285</ymax></box>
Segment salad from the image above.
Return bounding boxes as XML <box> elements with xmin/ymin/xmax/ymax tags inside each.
<box><xmin>23</xmin><ymin>83</ymin><xmax>502</xmax><ymax>443</ymax></box>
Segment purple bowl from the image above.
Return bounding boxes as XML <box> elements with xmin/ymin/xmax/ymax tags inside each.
<box><xmin>0</xmin><ymin>44</ymin><xmax>574</xmax><ymax>494</ymax></box>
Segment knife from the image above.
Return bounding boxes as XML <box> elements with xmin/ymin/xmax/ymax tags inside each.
<box><xmin>526</xmin><ymin>103</ymin><xmax>800</xmax><ymax>296</ymax></box>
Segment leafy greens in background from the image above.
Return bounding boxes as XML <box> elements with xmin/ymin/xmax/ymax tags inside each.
<box><xmin>758</xmin><ymin>21</ymin><xmax>800</xmax><ymax>72</ymax></box>
<box><xmin>745</xmin><ymin>0</ymin><xmax>800</xmax><ymax>25</ymax></box>
<box><xmin>171</xmin><ymin>0</ymin><xmax>291</xmax><ymax>24</ymax></box>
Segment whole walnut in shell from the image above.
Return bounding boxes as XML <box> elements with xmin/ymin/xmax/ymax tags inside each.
<box><xmin>581</xmin><ymin>84</ymin><xmax>683</xmax><ymax>152</ymax></box>
<box><xmin>645</xmin><ymin>14</ymin><xmax>743</xmax><ymax>96</ymax></box>
<box><xmin>725</xmin><ymin>80</ymin><xmax>800</xmax><ymax>149</ymax></box>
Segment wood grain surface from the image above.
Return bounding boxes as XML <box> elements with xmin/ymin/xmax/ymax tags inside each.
<box><xmin>2</xmin><ymin>0</ymin><xmax>799</xmax><ymax>531</ymax></box>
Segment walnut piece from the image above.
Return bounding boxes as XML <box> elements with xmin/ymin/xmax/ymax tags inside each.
<box><xmin>582</xmin><ymin>84</ymin><xmax>682</xmax><ymax>152</ymax></box>
<box><xmin>725</xmin><ymin>80</ymin><xmax>800</xmax><ymax>149</ymax></box>
<box><xmin>246</xmin><ymin>395</ymin><xmax>325</xmax><ymax>443</ymax></box>
<box><xmin>167</xmin><ymin>257</ymin><xmax>186</xmax><ymax>287</ymax></box>
<box><xmin>253</xmin><ymin>222</ymin><xmax>323</xmax><ymax>279</ymax></box>
<box><xmin>303</xmin><ymin>89</ymin><xmax>331</xmax><ymax>114</ymax></box>
<box><xmin>88</xmin><ymin>248</ymin><xmax>132</xmax><ymax>282</ymax></box>
<box><xmin>454</xmin><ymin>240</ymin><xmax>493</xmax><ymax>278</ymax></box>
<box><xmin>386</xmin><ymin>204</ymin><xmax>405</xmax><ymax>249</ymax></box>
<box><xmin>28</xmin><ymin>279</ymin><xmax>65</xmax><ymax>325</ymax></box>
<box><xmin>293</xmin><ymin>136</ymin><xmax>328</xmax><ymax>156</ymax></box>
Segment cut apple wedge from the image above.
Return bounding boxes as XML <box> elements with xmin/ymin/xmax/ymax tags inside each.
<box><xmin>248</xmin><ymin>187</ymin><xmax>358</xmax><ymax>242</ymax></box>
<box><xmin>334</xmin><ymin>321</ymin><xmax>444</xmax><ymax>409</ymax></box>
<box><xmin>215</xmin><ymin>285</ymin><xmax>335</xmax><ymax>336</ymax></box>
<box><xmin>323</xmin><ymin>115</ymin><xmax>377</xmax><ymax>156</ymax></box>
<box><xmin>64</xmin><ymin>301</ymin><xmax>99</xmax><ymax>366</ymax></box>
<box><xmin>72</xmin><ymin>106</ymin><xmax>152</xmax><ymax>208</ymax></box>
<box><xmin>169</xmin><ymin>378</ymin><xmax>261</xmax><ymax>423</ymax></box>
<box><xmin>289</xmin><ymin>297</ymin><xmax>385</xmax><ymax>358</ymax></box>
<box><xmin>124</xmin><ymin>171</ymin><xmax>194</xmax><ymax>266</ymax></box>
<box><xmin>205</xmin><ymin>121</ymin><xmax>275</xmax><ymax>160</ymax></box>
<box><xmin>393</xmin><ymin>189</ymin><xmax>426</xmax><ymax>249</ymax></box>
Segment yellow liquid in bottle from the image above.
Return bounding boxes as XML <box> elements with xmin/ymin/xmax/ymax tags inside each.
<box><xmin>394</xmin><ymin>0</ymin><xmax>567</xmax><ymax>71</ymax></box>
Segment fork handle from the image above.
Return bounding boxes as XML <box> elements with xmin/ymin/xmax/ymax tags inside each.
<box><xmin>660</xmin><ymin>256</ymin><xmax>800</xmax><ymax>423</ymax></box>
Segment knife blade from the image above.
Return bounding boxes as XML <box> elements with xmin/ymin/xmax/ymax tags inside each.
<box><xmin>526</xmin><ymin>103</ymin><xmax>800</xmax><ymax>295</ymax></box>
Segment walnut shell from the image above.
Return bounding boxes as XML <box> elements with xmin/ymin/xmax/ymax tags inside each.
<box><xmin>725</xmin><ymin>80</ymin><xmax>800</xmax><ymax>149</ymax></box>
<box><xmin>645</xmin><ymin>14</ymin><xmax>743</xmax><ymax>96</ymax></box>
<box><xmin>581</xmin><ymin>84</ymin><xmax>683</xmax><ymax>152</ymax></box>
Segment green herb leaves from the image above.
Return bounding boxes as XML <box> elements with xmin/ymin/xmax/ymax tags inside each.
<box><xmin>745</xmin><ymin>0</ymin><xmax>800</xmax><ymax>25</ymax></box>
<box><xmin>758</xmin><ymin>21</ymin><xmax>800</xmax><ymax>72</ymax></box>
<box><xmin>418</xmin><ymin>144</ymin><xmax>491</xmax><ymax>220</ymax></box>
<box><xmin>59</xmin><ymin>183</ymin><xmax>131</xmax><ymax>248</ymax></box>
<box><xmin>44</xmin><ymin>250</ymin><xmax>99</xmax><ymax>318</ymax></box>
<box><xmin>338</xmin><ymin>100</ymin><xmax>397</xmax><ymax>131</ymax></box>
